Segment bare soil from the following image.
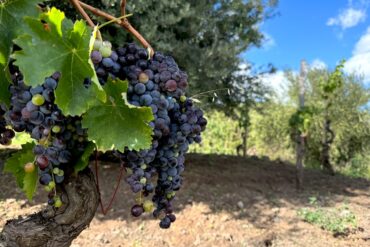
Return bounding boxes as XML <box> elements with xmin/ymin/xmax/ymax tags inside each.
<box><xmin>1</xmin><ymin>153</ymin><xmax>369</xmax><ymax>247</ymax></box>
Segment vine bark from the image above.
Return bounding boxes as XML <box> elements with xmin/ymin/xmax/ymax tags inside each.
<box><xmin>0</xmin><ymin>169</ymin><xmax>99</xmax><ymax>247</ymax></box>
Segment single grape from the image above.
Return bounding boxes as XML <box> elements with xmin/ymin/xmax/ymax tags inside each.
<box><xmin>39</xmin><ymin>173</ymin><xmax>52</xmax><ymax>185</ymax></box>
<box><xmin>52</xmin><ymin>125</ymin><xmax>61</xmax><ymax>133</ymax></box>
<box><xmin>37</xmin><ymin>155</ymin><xmax>49</xmax><ymax>170</ymax></box>
<box><xmin>139</xmin><ymin>73</ymin><xmax>149</xmax><ymax>83</ymax></box>
<box><xmin>24</xmin><ymin>162</ymin><xmax>35</xmax><ymax>173</ymax></box>
<box><xmin>54</xmin><ymin>197</ymin><xmax>63</xmax><ymax>208</ymax></box>
<box><xmin>93</xmin><ymin>40</ymin><xmax>103</xmax><ymax>50</ymax></box>
<box><xmin>91</xmin><ymin>50</ymin><xmax>103</xmax><ymax>64</ymax></box>
<box><xmin>159</xmin><ymin>216</ymin><xmax>171</xmax><ymax>229</ymax></box>
<box><xmin>32</xmin><ymin>94</ymin><xmax>45</xmax><ymax>106</ymax></box>
<box><xmin>100</xmin><ymin>46</ymin><xmax>112</xmax><ymax>58</ymax></box>
<box><xmin>165</xmin><ymin>80</ymin><xmax>177</xmax><ymax>92</ymax></box>
<box><xmin>143</xmin><ymin>200</ymin><xmax>154</xmax><ymax>213</ymax></box>
<box><xmin>131</xmin><ymin>205</ymin><xmax>144</xmax><ymax>217</ymax></box>
<box><xmin>134</xmin><ymin>83</ymin><xmax>146</xmax><ymax>95</ymax></box>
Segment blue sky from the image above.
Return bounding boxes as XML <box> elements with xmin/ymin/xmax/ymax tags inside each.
<box><xmin>243</xmin><ymin>0</ymin><xmax>370</xmax><ymax>85</ymax></box>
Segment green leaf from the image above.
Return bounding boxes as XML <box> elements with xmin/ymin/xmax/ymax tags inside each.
<box><xmin>23</xmin><ymin>167</ymin><xmax>38</xmax><ymax>201</ymax></box>
<box><xmin>0</xmin><ymin>0</ymin><xmax>41</xmax><ymax>105</ymax></box>
<box><xmin>12</xmin><ymin>7</ymin><xmax>106</xmax><ymax>116</ymax></box>
<box><xmin>4</xmin><ymin>142</ymin><xmax>35</xmax><ymax>190</ymax></box>
<box><xmin>74</xmin><ymin>141</ymin><xmax>95</xmax><ymax>174</ymax></box>
<box><xmin>0</xmin><ymin>67</ymin><xmax>11</xmax><ymax>106</ymax></box>
<box><xmin>82</xmin><ymin>78</ymin><xmax>154</xmax><ymax>152</ymax></box>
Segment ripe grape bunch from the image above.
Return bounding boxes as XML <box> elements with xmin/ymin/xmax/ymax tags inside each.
<box><xmin>91</xmin><ymin>41</ymin><xmax>207</xmax><ymax>229</ymax></box>
<box><xmin>3</xmin><ymin>39</ymin><xmax>206</xmax><ymax>229</ymax></box>
<box><xmin>6</xmin><ymin>66</ymin><xmax>88</xmax><ymax>207</ymax></box>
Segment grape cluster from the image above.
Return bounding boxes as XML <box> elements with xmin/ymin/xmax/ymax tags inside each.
<box><xmin>0</xmin><ymin>105</ymin><xmax>15</xmax><ymax>146</ymax></box>
<box><xmin>91</xmin><ymin>42</ymin><xmax>207</xmax><ymax>228</ymax></box>
<box><xmin>6</xmin><ymin>66</ymin><xmax>88</xmax><ymax>207</ymax></box>
<box><xmin>4</xmin><ymin>40</ymin><xmax>206</xmax><ymax>229</ymax></box>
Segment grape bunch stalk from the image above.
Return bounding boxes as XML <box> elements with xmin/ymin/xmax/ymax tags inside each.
<box><xmin>90</xmin><ymin>40</ymin><xmax>207</xmax><ymax>229</ymax></box>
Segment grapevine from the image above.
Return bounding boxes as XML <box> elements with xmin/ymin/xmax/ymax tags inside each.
<box><xmin>0</xmin><ymin>0</ymin><xmax>207</xmax><ymax>235</ymax></box>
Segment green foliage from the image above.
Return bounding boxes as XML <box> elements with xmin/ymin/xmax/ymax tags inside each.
<box><xmin>248</xmin><ymin>102</ymin><xmax>296</xmax><ymax>160</ymax></box>
<box><xmin>319</xmin><ymin>60</ymin><xmax>344</xmax><ymax>99</ymax></box>
<box><xmin>297</xmin><ymin>197</ymin><xmax>357</xmax><ymax>234</ymax></box>
<box><xmin>12</xmin><ymin>7</ymin><xmax>105</xmax><ymax>116</ymax></box>
<box><xmin>339</xmin><ymin>154</ymin><xmax>370</xmax><ymax>179</ymax></box>
<box><xmin>289</xmin><ymin>106</ymin><xmax>315</xmax><ymax>135</ymax></box>
<box><xmin>189</xmin><ymin>111</ymin><xmax>241</xmax><ymax>155</ymax></box>
<box><xmin>23</xmin><ymin>167</ymin><xmax>39</xmax><ymax>201</ymax></box>
<box><xmin>0</xmin><ymin>0</ymin><xmax>41</xmax><ymax>105</ymax></box>
<box><xmin>82</xmin><ymin>78</ymin><xmax>154</xmax><ymax>152</ymax></box>
<box><xmin>74</xmin><ymin>142</ymin><xmax>95</xmax><ymax>174</ymax></box>
<box><xmin>11</xmin><ymin>132</ymin><xmax>33</xmax><ymax>146</ymax></box>
<box><xmin>4</xmin><ymin>143</ymin><xmax>38</xmax><ymax>200</ymax></box>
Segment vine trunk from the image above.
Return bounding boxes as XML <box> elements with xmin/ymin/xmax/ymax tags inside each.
<box><xmin>0</xmin><ymin>169</ymin><xmax>99</xmax><ymax>247</ymax></box>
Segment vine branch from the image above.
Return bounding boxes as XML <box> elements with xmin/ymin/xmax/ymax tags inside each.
<box><xmin>78</xmin><ymin>1</ymin><xmax>154</xmax><ymax>56</ymax></box>
<box><xmin>120</xmin><ymin>0</ymin><xmax>126</xmax><ymax>16</ymax></box>
<box><xmin>94</xmin><ymin>150</ymin><xmax>125</xmax><ymax>215</ymax></box>
<box><xmin>69</xmin><ymin>0</ymin><xmax>95</xmax><ymax>28</ymax></box>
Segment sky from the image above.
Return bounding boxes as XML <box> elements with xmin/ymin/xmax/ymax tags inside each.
<box><xmin>243</xmin><ymin>0</ymin><xmax>370</xmax><ymax>91</ymax></box>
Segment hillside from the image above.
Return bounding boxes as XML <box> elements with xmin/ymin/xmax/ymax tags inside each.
<box><xmin>1</xmin><ymin>153</ymin><xmax>369</xmax><ymax>247</ymax></box>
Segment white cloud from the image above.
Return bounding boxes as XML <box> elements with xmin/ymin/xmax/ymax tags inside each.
<box><xmin>344</xmin><ymin>26</ymin><xmax>370</xmax><ymax>83</ymax></box>
<box><xmin>310</xmin><ymin>59</ymin><xmax>327</xmax><ymax>70</ymax></box>
<box><xmin>260</xmin><ymin>71</ymin><xmax>290</xmax><ymax>100</ymax></box>
<box><xmin>327</xmin><ymin>8</ymin><xmax>367</xmax><ymax>29</ymax></box>
<box><xmin>261</xmin><ymin>32</ymin><xmax>276</xmax><ymax>50</ymax></box>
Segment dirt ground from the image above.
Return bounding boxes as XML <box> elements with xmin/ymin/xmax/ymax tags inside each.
<box><xmin>1</xmin><ymin>153</ymin><xmax>369</xmax><ymax>247</ymax></box>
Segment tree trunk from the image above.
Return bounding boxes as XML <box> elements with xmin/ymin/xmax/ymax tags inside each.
<box><xmin>242</xmin><ymin>127</ymin><xmax>248</xmax><ymax>158</ymax></box>
<box><xmin>0</xmin><ymin>169</ymin><xmax>99</xmax><ymax>247</ymax></box>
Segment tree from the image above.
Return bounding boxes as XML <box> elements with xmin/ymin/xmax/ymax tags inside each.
<box><xmin>49</xmin><ymin>0</ymin><xmax>278</xmax><ymax>109</ymax></box>
<box><xmin>0</xmin><ymin>1</ymin><xmax>209</xmax><ymax>245</ymax></box>
<box><xmin>287</xmin><ymin>63</ymin><xmax>370</xmax><ymax>173</ymax></box>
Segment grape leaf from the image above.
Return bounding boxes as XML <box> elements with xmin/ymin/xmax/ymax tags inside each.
<box><xmin>4</xmin><ymin>143</ymin><xmax>37</xmax><ymax>200</ymax></box>
<box><xmin>12</xmin><ymin>7</ymin><xmax>106</xmax><ymax>116</ymax></box>
<box><xmin>0</xmin><ymin>0</ymin><xmax>41</xmax><ymax>105</ymax></box>
<box><xmin>23</xmin><ymin>167</ymin><xmax>38</xmax><ymax>201</ymax></box>
<box><xmin>82</xmin><ymin>78</ymin><xmax>154</xmax><ymax>152</ymax></box>
<box><xmin>0</xmin><ymin>68</ymin><xmax>10</xmax><ymax>106</ymax></box>
<box><xmin>74</xmin><ymin>141</ymin><xmax>95</xmax><ymax>174</ymax></box>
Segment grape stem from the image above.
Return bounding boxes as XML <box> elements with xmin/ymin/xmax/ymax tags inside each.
<box><xmin>98</xmin><ymin>14</ymin><xmax>133</xmax><ymax>30</ymax></box>
<box><xmin>78</xmin><ymin>1</ymin><xmax>155</xmax><ymax>57</ymax></box>
<box><xmin>94</xmin><ymin>149</ymin><xmax>125</xmax><ymax>215</ymax></box>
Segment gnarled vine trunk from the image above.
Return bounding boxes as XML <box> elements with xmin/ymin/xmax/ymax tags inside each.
<box><xmin>0</xmin><ymin>169</ymin><xmax>99</xmax><ymax>247</ymax></box>
<box><xmin>322</xmin><ymin>118</ymin><xmax>335</xmax><ymax>175</ymax></box>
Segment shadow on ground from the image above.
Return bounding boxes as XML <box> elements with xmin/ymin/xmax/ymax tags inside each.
<box><xmin>1</xmin><ymin>151</ymin><xmax>369</xmax><ymax>229</ymax></box>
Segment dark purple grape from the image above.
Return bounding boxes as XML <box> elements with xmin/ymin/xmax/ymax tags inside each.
<box><xmin>37</xmin><ymin>155</ymin><xmax>49</xmax><ymax>170</ymax></box>
<box><xmin>159</xmin><ymin>216</ymin><xmax>171</xmax><ymax>229</ymax></box>
<box><xmin>131</xmin><ymin>205</ymin><xmax>144</xmax><ymax>217</ymax></box>
<box><xmin>39</xmin><ymin>173</ymin><xmax>52</xmax><ymax>185</ymax></box>
<box><xmin>91</xmin><ymin>50</ymin><xmax>103</xmax><ymax>64</ymax></box>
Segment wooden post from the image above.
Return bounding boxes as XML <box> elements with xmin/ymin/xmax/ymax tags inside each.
<box><xmin>296</xmin><ymin>60</ymin><xmax>307</xmax><ymax>190</ymax></box>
